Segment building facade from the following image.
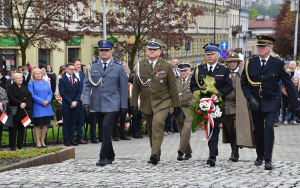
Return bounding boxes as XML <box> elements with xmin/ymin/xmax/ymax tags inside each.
<box><xmin>0</xmin><ymin>0</ymin><xmax>239</xmax><ymax>73</ymax></box>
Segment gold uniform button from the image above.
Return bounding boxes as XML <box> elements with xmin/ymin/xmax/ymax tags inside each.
<box><xmin>261</xmin><ymin>76</ymin><xmax>263</xmax><ymax>78</ymax></box>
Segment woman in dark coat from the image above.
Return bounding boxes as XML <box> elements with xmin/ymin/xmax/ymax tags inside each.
<box><xmin>7</xmin><ymin>73</ymin><xmax>32</xmax><ymax>151</ymax></box>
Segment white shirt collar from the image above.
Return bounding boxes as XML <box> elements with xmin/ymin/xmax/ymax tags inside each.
<box><xmin>66</xmin><ymin>73</ymin><xmax>72</xmax><ymax>78</ymax></box>
<box><xmin>207</xmin><ymin>62</ymin><xmax>218</xmax><ymax>72</ymax></box>
<box><xmin>259</xmin><ymin>55</ymin><xmax>270</xmax><ymax>65</ymax></box>
<box><xmin>149</xmin><ymin>59</ymin><xmax>158</xmax><ymax>68</ymax></box>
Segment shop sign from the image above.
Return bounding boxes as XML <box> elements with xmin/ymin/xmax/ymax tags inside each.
<box><xmin>0</xmin><ymin>37</ymin><xmax>19</xmax><ymax>46</ymax></box>
<box><xmin>67</xmin><ymin>37</ymin><xmax>81</xmax><ymax>46</ymax></box>
<box><xmin>107</xmin><ymin>37</ymin><xmax>118</xmax><ymax>43</ymax></box>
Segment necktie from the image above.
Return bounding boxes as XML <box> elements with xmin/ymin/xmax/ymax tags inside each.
<box><xmin>182</xmin><ymin>79</ymin><xmax>186</xmax><ymax>87</ymax></box>
<box><xmin>209</xmin><ymin>66</ymin><xmax>213</xmax><ymax>76</ymax></box>
<box><xmin>69</xmin><ymin>76</ymin><xmax>73</xmax><ymax>87</ymax></box>
<box><xmin>150</xmin><ymin>62</ymin><xmax>153</xmax><ymax>70</ymax></box>
<box><xmin>261</xmin><ymin>60</ymin><xmax>266</xmax><ymax>71</ymax></box>
<box><xmin>103</xmin><ymin>63</ymin><xmax>107</xmax><ymax>71</ymax></box>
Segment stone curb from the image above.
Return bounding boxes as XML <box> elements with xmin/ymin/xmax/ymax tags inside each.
<box><xmin>0</xmin><ymin>146</ymin><xmax>75</xmax><ymax>173</ymax></box>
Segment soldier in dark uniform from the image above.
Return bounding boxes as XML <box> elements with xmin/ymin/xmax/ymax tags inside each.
<box><xmin>190</xmin><ymin>43</ymin><xmax>233</xmax><ymax>167</ymax></box>
<box><xmin>82</xmin><ymin>40</ymin><xmax>128</xmax><ymax>167</ymax></box>
<box><xmin>241</xmin><ymin>35</ymin><xmax>300</xmax><ymax>170</ymax></box>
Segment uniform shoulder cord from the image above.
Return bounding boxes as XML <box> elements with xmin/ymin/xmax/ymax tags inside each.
<box><xmin>245</xmin><ymin>59</ymin><xmax>262</xmax><ymax>95</ymax></box>
<box><xmin>195</xmin><ymin>66</ymin><xmax>206</xmax><ymax>89</ymax></box>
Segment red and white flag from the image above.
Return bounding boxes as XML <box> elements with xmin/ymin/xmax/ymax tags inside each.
<box><xmin>21</xmin><ymin>115</ymin><xmax>31</xmax><ymax>127</ymax></box>
<box><xmin>0</xmin><ymin>112</ymin><xmax>8</xmax><ymax>124</ymax></box>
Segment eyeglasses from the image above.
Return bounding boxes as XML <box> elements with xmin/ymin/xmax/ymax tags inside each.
<box><xmin>148</xmin><ymin>49</ymin><xmax>159</xmax><ymax>51</ymax></box>
<box><xmin>68</xmin><ymin>68</ymin><xmax>75</xmax><ymax>70</ymax></box>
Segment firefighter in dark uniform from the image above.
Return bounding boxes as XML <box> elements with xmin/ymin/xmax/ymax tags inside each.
<box><xmin>241</xmin><ymin>35</ymin><xmax>300</xmax><ymax>170</ymax></box>
<box><xmin>190</xmin><ymin>43</ymin><xmax>233</xmax><ymax>166</ymax></box>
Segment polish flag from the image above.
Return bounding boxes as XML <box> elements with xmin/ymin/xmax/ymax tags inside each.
<box><xmin>21</xmin><ymin>115</ymin><xmax>31</xmax><ymax>127</ymax></box>
<box><xmin>0</xmin><ymin>112</ymin><xmax>8</xmax><ymax>124</ymax></box>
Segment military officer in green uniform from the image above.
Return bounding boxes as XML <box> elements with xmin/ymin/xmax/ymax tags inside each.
<box><xmin>222</xmin><ymin>52</ymin><xmax>255</xmax><ymax>162</ymax></box>
<box><xmin>131</xmin><ymin>39</ymin><xmax>181</xmax><ymax>165</ymax></box>
<box><xmin>173</xmin><ymin>62</ymin><xmax>193</xmax><ymax>161</ymax></box>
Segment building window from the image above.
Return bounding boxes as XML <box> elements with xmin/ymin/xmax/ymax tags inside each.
<box><xmin>68</xmin><ymin>48</ymin><xmax>79</xmax><ymax>62</ymax></box>
<box><xmin>38</xmin><ymin>49</ymin><xmax>50</xmax><ymax>67</ymax></box>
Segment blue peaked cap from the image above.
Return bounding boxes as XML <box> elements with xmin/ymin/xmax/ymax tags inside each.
<box><xmin>203</xmin><ymin>43</ymin><xmax>219</xmax><ymax>54</ymax></box>
<box><xmin>98</xmin><ymin>40</ymin><xmax>114</xmax><ymax>49</ymax></box>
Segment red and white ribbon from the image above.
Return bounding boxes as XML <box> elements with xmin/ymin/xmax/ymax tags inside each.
<box><xmin>199</xmin><ymin>94</ymin><xmax>219</xmax><ymax>141</ymax></box>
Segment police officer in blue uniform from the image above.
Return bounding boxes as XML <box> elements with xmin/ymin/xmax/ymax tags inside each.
<box><xmin>190</xmin><ymin>43</ymin><xmax>233</xmax><ymax>166</ymax></box>
<box><xmin>82</xmin><ymin>40</ymin><xmax>128</xmax><ymax>166</ymax></box>
<box><xmin>241</xmin><ymin>35</ymin><xmax>300</xmax><ymax>170</ymax></box>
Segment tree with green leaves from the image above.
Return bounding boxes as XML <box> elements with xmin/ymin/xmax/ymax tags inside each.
<box><xmin>249</xmin><ymin>9</ymin><xmax>260</xmax><ymax>20</ymax></box>
<box><xmin>269</xmin><ymin>4</ymin><xmax>281</xmax><ymax>19</ymax></box>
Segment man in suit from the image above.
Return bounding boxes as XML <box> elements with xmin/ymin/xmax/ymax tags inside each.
<box><xmin>40</xmin><ymin>66</ymin><xmax>56</xmax><ymax>95</ymax></box>
<box><xmin>59</xmin><ymin>63</ymin><xmax>82</xmax><ymax>147</ymax></box>
<box><xmin>173</xmin><ymin>62</ymin><xmax>193</xmax><ymax>161</ymax></box>
<box><xmin>5</xmin><ymin>70</ymin><xmax>15</xmax><ymax>91</ymax></box>
<box><xmin>82</xmin><ymin>40</ymin><xmax>128</xmax><ymax>167</ymax></box>
<box><xmin>72</xmin><ymin>58</ymin><xmax>88</xmax><ymax>144</ymax></box>
<box><xmin>241</xmin><ymin>35</ymin><xmax>300</xmax><ymax>170</ymax></box>
<box><xmin>190</xmin><ymin>43</ymin><xmax>233</xmax><ymax>167</ymax></box>
<box><xmin>22</xmin><ymin>66</ymin><xmax>30</xmax><ymax>87</ymax></box>
<box><xmin>131</xmin><ymin>39</ymin><xmax>181</xmax><ymax>165</ymax></box>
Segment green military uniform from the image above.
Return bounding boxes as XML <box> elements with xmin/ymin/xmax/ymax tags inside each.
<box><xmin>222</xmin><ymin>52</ymin><xmax>255</xmax><ymax>162</ymax></box>
<box><xmin>131</xmin><ymin>58</ymin><xmax>180</xmax><ymax>157</ymax></box>
<box><xmin>174</xmin><ymin>74</ymin><xmax>193</xmax><ymax>156</ymax></box>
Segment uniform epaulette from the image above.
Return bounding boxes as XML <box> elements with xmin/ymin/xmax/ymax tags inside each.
<box><xmin>91</xmin><ymin>60</ymin><xmax>98</xmax><ymax>64</ymax></box>
<box><xmin>114</xmin><ymin>60</ymin><xmax>122</xmax><ymax>65</ymax></box>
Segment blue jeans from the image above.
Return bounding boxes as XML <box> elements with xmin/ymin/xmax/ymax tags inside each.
<box><xmin>285</xmin><ymin>111</ymin><xmax>297</xmax><ymax>121</ymax></box>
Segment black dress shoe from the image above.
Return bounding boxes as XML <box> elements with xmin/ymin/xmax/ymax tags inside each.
<box><xmin>96</xmin><ymin>159</ymin><xmax>106</xmax><ymax>166</ymax></box>
<box><xmin>99</xmin><ymin>138</ymin><xmax>102</xmax><ymax>142</ymax></box>
<box><xmin>113</xmin><ymin>137</ymin><xmax>119</xmax><ymax>141</ymax></box>
<box><xmin>254</xmin><ymin>157</ymin><xmax>263</xmax><ymax>166</ymax></box>
<box><xmin>207</xmin><ymin>157</ymin><xmax>216</xmax><ymax>167</ymax></box>
<box><xmin>64</xmin><ymin>142</ymin><xmax>71</xmax><ymax>146</ymax></box>
<box><xmin>150</xmin><ymin>154</ymin><xmax>159</xmax><ymax>165</ymax></box>
<box><xmin>265</xmin><ymin>160</ymin><xmax>273</xmax><ymax>170</ymax></box>
<box><xmin>11</xmin><ymin>147</ymin><xmax>17</xmax><ymax>151</ymax></box>
<box><xmin>177</xmin><ymin>152</ymin><xmax>184</xmax><ymax>161</ymax></box>
<box><xmin>106</xmin><ymin>158</ymin><xmax>115</xmax><ymax>164</ymax></box>
<box><xmin>139</xmin><ymin>134</ymin><xmax>143</xmax><ymax>138</ymax></box>
<box><xmin>133</xmin><ymin>134</ymin><xmax>140</xmax><ymax>138</ymax></box>
<box><xmin>184</xmin><ymin>154</ymin><xmax>192</xmax><ymax>160</ymax></box>
<box><xmin>91</xmin><ymin>140</ymin><xmax>99</xmax><ymax>143</ymax></box>
<box><xmin>70</xmin><ymin>141</ymin><xmax>78</xmax><ymax>146</ymax></box>
<box><xmin>120</xmin><ymin>135</ymin><xmax>131</xmax><ymax>140</ymax></box>
<box><xmin>148</xmin><ymin>156</ymin><xmax>160</xmax><ymax>164</ymax></box>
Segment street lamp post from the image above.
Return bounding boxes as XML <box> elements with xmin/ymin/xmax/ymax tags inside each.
<box><xmin>214</xmin><ymin>0</ymin><xmax>216</xmax><ymax>43</ymax></box>
<box><xmin>102</xmin><ymin>0</ymin><xmax>107</xmax><ymax>40</ymax></box>
<box><xmin>294</xmin><ymin>0</ymin><xmax>299</xmax><ymax>60</ymax></box>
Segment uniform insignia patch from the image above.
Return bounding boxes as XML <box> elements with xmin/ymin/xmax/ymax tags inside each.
<box><xmin>229</xmin><ymin>74</ymin><xmax>232</xmax><ymax>79</ymax></box>
<box><xmin>156</xmin><ymin>71</ymin><xmax>165</xmax><ymax>74</ymax></box>
<box><xmin>215</xmin><ymin>75</ymin><xmax>224</xmax><ymax>77</ymax></box>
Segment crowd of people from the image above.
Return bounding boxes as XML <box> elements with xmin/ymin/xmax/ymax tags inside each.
<box><xmin>1</xmin><ymin>35</ymin><xmax>300</xmax><ymax>172</ymax></box>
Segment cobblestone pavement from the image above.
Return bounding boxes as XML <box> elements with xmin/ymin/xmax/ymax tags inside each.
<box><xmin>1</xmin><ymin>123</ymin><xmax>300</xmax><ymax>187</ymax></box>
